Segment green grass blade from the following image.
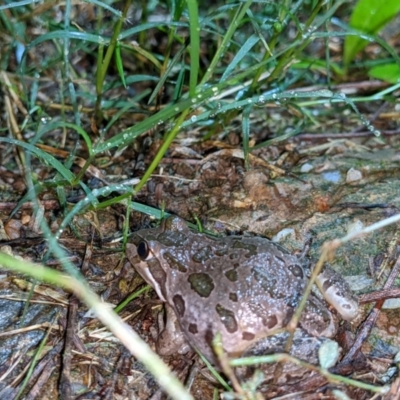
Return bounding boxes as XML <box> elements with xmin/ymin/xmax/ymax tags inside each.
<box><xmin>119</xmin><ymin>22</ymin><xmax>187</xmax><ymax>40</ymax></box>
<box><xmin>55</xmin><ymin>184</ymin><xmax>134</xmax><ymax>240</ymax></box>
<box><xmin>220</xmin><ymin>34</ymin><xmax>259</xmax><ymax>82</ymax></box>
<box><xmin>186</xmin><ymin>0</ymin><xmax>200</xmax><ymax>96</ymax></box>
<box><xmin>134</xmin><ymin>109</ymin><xmax>189</xmax><ymax>193</ymax></box>
<box><xmin>93</xmin><ymin>90</ymin><xmax>205</xmax><ymax>153</ymax></box>
<box><xmin>173</xmin><ymin>66</ymin><xmax>185</xmax><ymax>101</ymax></box>
<box><xmin>242</xmin><ymin>105</ymin><xmax>251</xmax><ymax>169</ymax></box>
<box><xmin>0</xmin><ymin>0</ymin><xmax>34</xmax><ymax>10</ymax></box>
<box><xmin>200</xmin><ymin>0</ymin><xmax>254</xmax><ymax>86</ymax></box>
<box><xmin>36</xmin><ymin>121</ymin><xmax>93</xmax><ymax>155</ymax></box>
<box><xmin>124</xmin><ymin>41</ymin><xmax>162</xmax><ymax>70</ymax></box>
<box><xmin>115</xmin><ymin>41</ymin><xmax>127</xmax><ymax>88</ymax></box>
<box><xmin>86</xmin><ymin>0</ymin><xmax>122</xmax><ymax>17</ymax></box>
<box><xmin>148</xmin><ymin>42</ymin><xmax>187</xmax><ymax>105</ymax></box>
<box><xmin>26</xmin><ymin>30</ymin><xmax>108</xmax><ymax>49</ymax></box>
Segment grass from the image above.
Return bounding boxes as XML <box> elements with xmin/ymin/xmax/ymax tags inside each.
<box><xmin>0</xmin><ymin>0</ymin><xmax>399</xmax><ymax>398</ymax></box>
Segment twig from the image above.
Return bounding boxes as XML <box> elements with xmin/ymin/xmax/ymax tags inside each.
<box><xmin>59</xmin><ymin>296</ymin><xmax>79</xmax><ymax>400</ymax></box>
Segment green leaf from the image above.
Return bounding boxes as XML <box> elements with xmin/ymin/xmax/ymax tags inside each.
<box><xmin>368</xmin><ymin>63</ymin><xmax>400</xmax><ymax>83</ymax></box>
<box><xmin>344</xmin><ymin>0</ymin><xmax>400</xmax><ymax>66</ymax></box>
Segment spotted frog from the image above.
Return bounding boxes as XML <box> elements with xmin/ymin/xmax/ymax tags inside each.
<box><xmin>127</xmin><ymin>216</ymin><xmax>358</xmax><ymax>368</ymax></box>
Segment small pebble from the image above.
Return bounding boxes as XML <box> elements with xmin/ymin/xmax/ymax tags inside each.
<box><xmin>383</xmin><ymin>298</ymin><xmax>400</xmax><ymax>309</ymax></box>
<box><xmin>322</xmin><ymin>171</ymin><xmax>341</xmax><ymax>183</ymax></box>
<box><xmin>347</xmin><ymin>219</ymin><xmax>364</xmax><ymax>235</ymax></box>
<box><xmin>388</xmin><ymin>326</ymin><xmax>397</xmax><ymax>334</ymax></box>
<box><xmin>300</xmin><ymin>163</ymin><xmax>313</xmax><ymax>173</ymax></box>
<box><xmin>346</xmin><ymin>168</ymin><xmax>362</xmax><ymax>183</ymax></box>
<box><xmin>272</xmin><ymin>228</ymin><xmax>295</xmax><ymax>242</ymax></box>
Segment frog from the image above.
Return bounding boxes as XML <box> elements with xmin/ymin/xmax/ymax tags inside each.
<box><xmin>126</xmin><ymin>216</ymin><xmax>359</xmax><ymax>375</ymax></box>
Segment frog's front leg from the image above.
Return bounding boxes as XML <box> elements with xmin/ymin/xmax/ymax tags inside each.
<box><xmin>156</xmin><ymin>303</ymin><xmax>191</xmax><ymax>356</ymax></box>
<box><xmin>315</xmin><ymin>265</ymin><xmax>359</xmax><ymax>321</ymax></box>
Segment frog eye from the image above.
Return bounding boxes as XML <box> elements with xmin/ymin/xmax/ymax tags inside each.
<box><xmin>137</xmin><ymin>241</ymin><xmax>151</xmax><ymax>260</ymax></box>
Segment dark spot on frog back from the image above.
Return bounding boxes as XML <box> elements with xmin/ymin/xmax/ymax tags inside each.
<box><xmin>188</xmin><ymin>323</ymin><xmax>198</xmax><ymax>334</ymax></box>
<box><xmin>229</xmin><ymin>293</ymin><xmax>238</xmax><ymax>302</ymax></box>
<box><xmin>232</xmin><ymin>240</ymin><xmax>257</xmax><ymax>258</ymax></box>
<box><xmin>262</xmin><ymin>314</ymin><xmax>279</xmax><ymax>329</ymax></box>
<box><xmin>163</xmin><ymin>252</ymin><xmax>187</xmax><ymax>272</ymax></box>
<box><xmin>173</xmin><ymin>294</ymin><xmax>185</xmax><ymax>317</ymax></box>
<box><xmin>215</xmin><ymin>304</ymin><xmax>238</xmax><ymax>333</ymax></box>
<box><xmin>192</xmin><ymin>245</ymin><xmax>214</xmax><ymax>263</ymax></box>
<box><xmin>242</xmin><ymin>331</ymin><xmax>255</xmax><ymax>341</ymax></box>
<box><xmin>287</xmin><ymin>263</ymin><xmax>304</xmax><ymax>279</ymax></box>
<box><xmin>188</xmin><ymin>273</ymin><xmax>215</xmax><ymax>297</ymax></box>
<box><xmin>225</xmin><ymin>269</ymin><xmax>238</xmax><ymax>282</ymax></box>
<box><xmin>251</xmin><ymin>265</ymin><xmax>279</xmax><ymax>297</ymax></box>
